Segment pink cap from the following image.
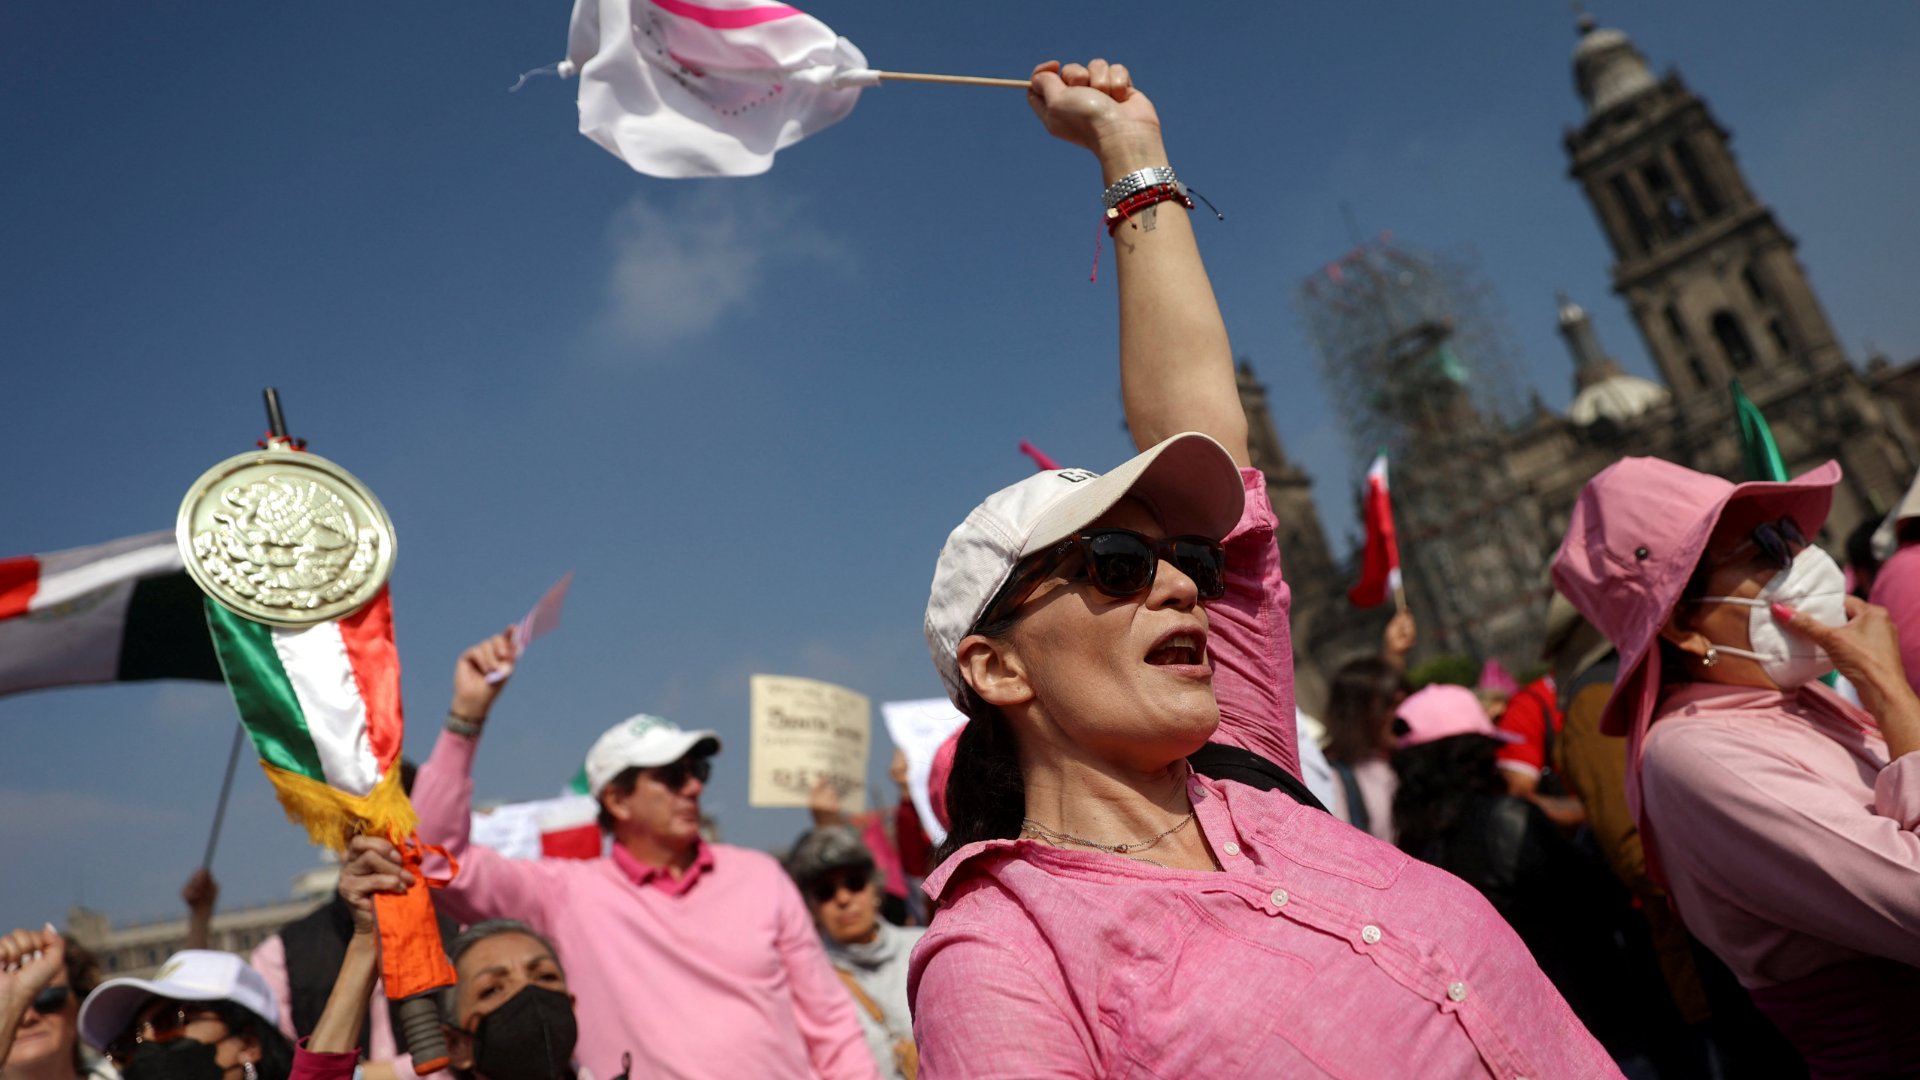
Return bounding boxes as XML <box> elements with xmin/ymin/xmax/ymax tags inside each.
<box><xmin>1394</xmin><ymin>684</ymin><xmax>1520</xmax><ymax>749</ymax></box>
<box><xmin>1550</xmin><ymin>456</ymin><xmax>1839</xmax><ymax>816</ymax></box>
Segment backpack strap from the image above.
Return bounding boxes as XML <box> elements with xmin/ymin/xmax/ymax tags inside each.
<box><xmin>1188</xmin><ymin>741</ymin><xmax>1330</xmax><ymax>814</ymax></box>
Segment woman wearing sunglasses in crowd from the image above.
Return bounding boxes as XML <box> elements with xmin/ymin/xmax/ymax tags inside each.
<box><xmin>74</xmin><ymin>949</ymin><xmax>292</xmax><ymax>1080</ymax></box>
<box><xmin>907</xmin><ymin>58</ymin><xmax>1615</xmax><ymax>1079</ymax></box>
<box><xmin>787</xmin><ymin>827</ymin><xmax>924</xmax><ymax>1080</ymax></box>
<box><xmin>1554</xmin><ymin>456</ymin><xmax>1920</xmax><ymax>1077</ymax></box>
<box><xmin>293</xmin><ymin>835</ymin><xmax>586</xmax><ymax>1080</ymax></box>
<box><xmin>1</xmin><ymin>927</ymin><xmax>106</xmax><ymax>1080</ymax></box>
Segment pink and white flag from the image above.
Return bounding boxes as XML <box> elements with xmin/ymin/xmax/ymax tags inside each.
<box><xmin>558</xmin><ymin>0</ymin><xmax>876</xmax><ymax>178</ymax></box>
<box><xmin>487</xmin><ymin>572</ymin><xmax>574</xmax><ymax>684</ymax></box>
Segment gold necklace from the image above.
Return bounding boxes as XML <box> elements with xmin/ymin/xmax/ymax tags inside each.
<box><xmin>1020</xmin><ymin>811</ymin><xmax>1196</xmax><ymax>857</ymax></box>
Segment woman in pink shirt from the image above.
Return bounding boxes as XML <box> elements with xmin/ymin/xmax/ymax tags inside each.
<box><xmin>908</xmin><ymin>59</ymin><xmax>1615</xmax><ymax>1079</ymax></box>
<box><xmin>1553</xmin><ymin>456</ymin><xmax>1920</xmax><ymax>1077</ymax></box>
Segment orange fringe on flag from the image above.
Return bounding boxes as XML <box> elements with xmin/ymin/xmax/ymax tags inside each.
<box><xmin>257</xmin><ymin>759</ymin><xmax>418</xmax><ymax>851</ymax></box>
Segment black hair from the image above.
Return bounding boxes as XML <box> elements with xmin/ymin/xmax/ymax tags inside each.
<box><xmin>596</xmin><ymin>767</ymin><xmax>642</xmax><ymax>833</ymax></box>
<box><xmin>203</xmin><ymin>1001</ymin><xmax>295</xmax><ymax>1080</ymax></box>
<box><xmin>1324</xmin><ymin>657</ymin><xmax>1410</xmax><ymax>764</ymax></box>
<box><xmin>1657</xmin><ymin>552</ymin><xmax>1718</xmax><ymax>682</ymax></box>
<box><xmin>930</xmin><ymin>591</ymin><xmax>1031</xmax><ymax>867</ymax></box>
<box><xmin>1389</xmin><ymin>733</ymin><xmax>1507</xmax><ymax>856</ymax></box>
<box><xmin>1846</xmin><ymin>517</ymin><xmax>1884</xmax><ymax>598</ymax></box>
<box><xmin>62</xmin><ymin>935</ymin><xmax>102</xmax><ymax>1073</ymax></box>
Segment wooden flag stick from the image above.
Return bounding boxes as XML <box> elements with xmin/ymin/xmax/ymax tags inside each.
<box><xmin>874</xmin><ymin>70</ymin><xmax>1031</xmax><ymax>89</ymax></box>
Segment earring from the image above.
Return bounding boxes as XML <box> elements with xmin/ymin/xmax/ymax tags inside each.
<box><xmin>1702</xmin><ymin>647</ymin><xmax>1719</xmax><ymax>668</ymax></box>
<box><xmin>244</xmin><ymin>1062</ymin><xmax>258</xmax><ymax>1080</ymax></box>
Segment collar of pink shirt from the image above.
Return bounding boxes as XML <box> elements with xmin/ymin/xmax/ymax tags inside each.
<box><xmin>610</xmin><ymin>839</ymin><xmax>716</xmax><ymax>896</ymax></box>
<box><xmin>1656</xmin><ymin>680</ymin><xmax>1875</xmax><ymax>737</ymax></box>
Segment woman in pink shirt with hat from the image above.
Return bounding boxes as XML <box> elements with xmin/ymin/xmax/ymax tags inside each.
<box><xmin>1553</xmin><ymin>455</ymin><xmax>1920</xmax><ymax>1078</ymax></box>
<box><xmin>908</xmin><ymin>58</ymin><xmax>1615</xmax><ymax>1079</ymax></box>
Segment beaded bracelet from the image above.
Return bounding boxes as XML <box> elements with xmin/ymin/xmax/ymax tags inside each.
<box><xmin>1105</xmin><ymin>183</ymin><xmax>1197</xmax><ymax>236</ymax></box>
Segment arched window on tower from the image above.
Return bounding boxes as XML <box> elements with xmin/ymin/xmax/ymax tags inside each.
<box><xmin>1640</xmin><ymin>161</ymin><xmax>1694</xmax><ymax>238</ymax></box>
<box><xmin>1712</xmin><ymin>311</ymin><xmax>1756</xmax><ymax>371</ymax></box>
<box><xmin>1672</xmin><ymin>139</ymin><xmax>1724</xmax><ymax>218</ymax></box>
<box><xmin>1768</xmin><ymin>318</ymin><xmax>1792</xmax><ymax>356</ymax></box>
<box><xmin>1743</xmin><ymin>264</ymin><xmax>1770</xmax><ymax>306</ymax></box>
<box><xmin>1608</xmin><ymin>173</ymin><xmax>1654</xmax><ymax>254</ymax></box>
<box><xmin>1687</xmin><ymin>356</ymin><xmax>1710</xmax><ymax>389</ymax></box>
<box><xmin>1664</xmin><ymin>303</ymin><xmax>1690</xmax><ymax>344</ymax></box>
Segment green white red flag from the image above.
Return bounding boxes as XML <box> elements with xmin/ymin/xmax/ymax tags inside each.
<box><xmin>1347</xmin><ymin>453</ymin><xmax>1402</xmax><ymax>608</ymax></box>
<box><xmin>203</xmin><ymin>589</ymin><xmax>414</xmax><ymax>847</ymax></box>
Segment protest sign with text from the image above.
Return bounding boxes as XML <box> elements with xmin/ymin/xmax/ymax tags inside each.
<box><xmin>749</xmin><ymin>674</ymin><xmax>871</xmax><ymax>812</ymax></box>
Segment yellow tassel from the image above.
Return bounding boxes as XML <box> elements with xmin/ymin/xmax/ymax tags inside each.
<box><xmin>258</xmin><ymin>760</ymin><xmax>419</xmax><ymax>851</ymax></box>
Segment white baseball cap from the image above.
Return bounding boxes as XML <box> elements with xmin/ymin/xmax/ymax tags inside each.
<box><xmin>584</xmin><ymin>713</ymin><xmax>722</xmax><ymax>797</ymax></box>
<box><xmin>79</xmin><ymin>950</ymin><xmax>278</xmax><ymax>1051</ymax></box>
<box><xmin>924</xmin><ymin>431</ymin><xmax>1245</xmax><ymax>707</ymax></box>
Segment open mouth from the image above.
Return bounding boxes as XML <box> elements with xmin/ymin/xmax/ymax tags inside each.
<box><xmin>1146</xmin><ymin>631</ymin><xmax>1208</xmax><ymax>668</ymax></box>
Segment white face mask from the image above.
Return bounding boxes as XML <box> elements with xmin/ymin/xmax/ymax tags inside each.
<box><xmin>1696</xmin><ymin>546</ymin><xmax>1846</xmax><ymax>689</ymax></box>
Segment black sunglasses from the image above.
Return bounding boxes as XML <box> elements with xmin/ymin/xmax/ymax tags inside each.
<box><xmin>30</xmin><ymin>985</ymin><xmax>72</xmax><ymax>1014</ymax></box>
<box><xmin>647</xmin><ymin>756</ymin><xmax>712</xmax><ymax>791</ymax></box>
<box><xmin>805</xmin><ymin>867</ymin><xmax>872</xmax><ymax>905</ymax></box>
<box><xmin>978</xmin><ymin>529</ymin><xmax>1227</xmax><ymax>628</ymax></box>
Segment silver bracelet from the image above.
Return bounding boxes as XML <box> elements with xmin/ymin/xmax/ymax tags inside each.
<box><xmin>445</xmin><ymin>711</ymin><xmax>484</xmax><ymax>738</ymax></box>
<box><xmin>1101</xmin><ymin>166</ymin><xmax>1180</xmax><ymax>210</ymax></box>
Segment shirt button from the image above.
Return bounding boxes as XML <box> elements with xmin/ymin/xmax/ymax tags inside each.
<box><xmin>1222</xmin><ymin>841</ymin><xmax>1241</xmax><ymax>857</ymax></box>
<box><xmin>1360</xmin><ymin>924</ymin><xmax>1382</xmax><ymax>945</ymax></box>
<box><xmin>1269</xmin><ymin>888</ymin><xmax>1289</xmax><ymax>908</ymax></box>
<box><xmin>1448</xmin><ymin>981</ymin><xmax>1468</xmax><ymax>1002</ymax></box>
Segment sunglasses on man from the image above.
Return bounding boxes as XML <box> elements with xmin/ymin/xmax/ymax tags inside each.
<box><xmin>805</xmin><ymin>868</ymin><xmax>873</xmax><ymax>905</ymax></box>
<box><xmin>977</xmin><ymin>529</ymin><xmax>1228</xmax><ymax>629</ymax></box>
<box><xmin>647</xmin><ymin>756</ymin><xmax>712</xmax><ymax>791</ymax></box>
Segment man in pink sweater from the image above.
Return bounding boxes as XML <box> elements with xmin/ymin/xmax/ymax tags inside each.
<box><xmin>412</xmin><ymin>631</ymin><xmax>878</xmax><ymax>1080</ymax></box>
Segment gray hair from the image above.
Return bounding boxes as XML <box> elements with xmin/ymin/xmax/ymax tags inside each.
<box><xmin>438</xmin><ymin>919</ymin><xmax>566</xmax><ymax>1025</ymax></box>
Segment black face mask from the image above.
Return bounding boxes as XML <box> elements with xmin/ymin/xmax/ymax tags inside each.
<box><xmin>123</xmin><ymin>1039</ymin><xmax>225</xmax><ymax>1080</ymax></box>
<box><xmin>467</xmin><ymin>986</ymin><xmax>577</xmax><ymax>1080</ymax></box>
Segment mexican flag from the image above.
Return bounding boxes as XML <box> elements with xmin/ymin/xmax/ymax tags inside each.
<box><xmin>0</xmin><ymin>531</ymin><xmax>222</xmax><ymax>697</ymax></box>
<box><xmin>203</xmin><ymin>589</ymin><xmax>414</xmax><ymax>848</ymax></box>
<box><xmin>1347</xmin><ymin>452</ymin><xmax>1403</xmax><ymax>608</ymax></box>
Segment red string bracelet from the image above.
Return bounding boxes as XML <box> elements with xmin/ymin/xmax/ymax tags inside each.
<box><xmin>1105</xmin><ymin>183</ymin><xmax>1197</xmax><ymax>236</ymax></box>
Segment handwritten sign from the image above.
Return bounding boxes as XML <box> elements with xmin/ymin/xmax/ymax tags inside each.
<box><xmin>749</xmin><ymin>674</ymin><xmax>871</xmax><ymax>813</ymax></box>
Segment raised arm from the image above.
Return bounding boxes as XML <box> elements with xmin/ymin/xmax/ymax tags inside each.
<box><xmin>1029</xmin><ymin>58</ymin><xmax>1292</xmax><ymax>773</ymax></box>
<box><xmin>412</xmin><ymin>631</ymin><xmax>567</xmax><ymax>931</ymax></box>
<box><xmin>1027</xmin><ymin>60</ymin><xmax>1248</xmax><ymax>465</ymax></box>
<box><xmin>0</xmin><ymin>926</ymin><xmax>64</xmax><ymax>1068</ymax></box>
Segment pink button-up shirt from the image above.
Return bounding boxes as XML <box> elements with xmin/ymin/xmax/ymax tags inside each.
<box><xmin>1639</xmin><ymin>682</ymin><xmax>1920</xmax><ymax>1071</ymax></box>
<box><xmin>908</xmin><ymin>469</ymin><xmax>1616</xmax><ymax>1079</ymax></box>
<box><xmin>1868</xmin><ymin>543</ymin><xmax>1920</xmax><ymax>696</ymax></box>
<box><xmin>414</xmin><ymin>731</ymin><xmax>878</xmax><ymax>1080</ymax></box>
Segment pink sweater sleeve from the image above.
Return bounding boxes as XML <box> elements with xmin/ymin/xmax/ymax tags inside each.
<box><xmin>772</xmin><ymin>877</ymin><xmax>880</xmax><ymax>1080</ymax></box>
<box><xmin>413</xmin><ymin>729</ymin><xmax>569</xmax><ymax>933</ymax></box>
<box><xmin>1204</xmin><ymin>468</ymin><xmax>1300</xmax><ymax>777</ymax></box>
<box><xmin>1642</xmin><ymin>724</ymin><xmax>1920</xmax><ymax>969</ymax></box>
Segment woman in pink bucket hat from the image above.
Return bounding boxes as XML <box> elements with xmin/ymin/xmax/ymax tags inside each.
<box><xmin>1553</xmin><ymin>455</ymin><xmax>1920</xmax><ymax>1077</ymax></box>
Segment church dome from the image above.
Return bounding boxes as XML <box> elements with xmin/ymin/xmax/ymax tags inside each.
<box><xmin>1569</xmin><ymin>372</ymin><xmax>1670</xmax><ymax>427</ymax></box>
<box><xmin>1573</xmin><ymin>15</ymin><xmax>1657</xmax><ymax>117</ymax></box>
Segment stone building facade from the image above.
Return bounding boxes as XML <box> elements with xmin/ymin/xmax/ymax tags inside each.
<box><xmin>1253</xmin><ymin>15</ymin><xmax>1917</xmax><ymax>707</ymax></box>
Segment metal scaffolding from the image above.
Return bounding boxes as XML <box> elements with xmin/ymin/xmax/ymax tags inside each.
<box><xmin>1295</xmin><ymin>235</ymin><xmax>1527</xmax><ymax>462</ymax></box>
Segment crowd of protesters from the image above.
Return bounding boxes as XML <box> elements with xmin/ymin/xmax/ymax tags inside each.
<box><xmin>9</xmin><ymin>56</ymin><xmax>1920</xmax><ymax>1080</ymax></box>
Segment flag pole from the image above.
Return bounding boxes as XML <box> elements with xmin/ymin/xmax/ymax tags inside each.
<box><xmin>873</xmin><ymin>71</ymin><xmax>1030</xmax><ymax>89</ymax></box>
<box><xmin>1393</xmin><ymin>583</ymin><xmax>1407</xmax><ymax>615</ymax></box>
<box><xmin>201</xmin><ymin>722</ymin><xmax>246</xmax><ymax>869</ymax></box>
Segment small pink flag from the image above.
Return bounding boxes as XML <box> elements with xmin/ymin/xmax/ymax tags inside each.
<box><xmin>1018</xmin><ymin>440</ymin><xmax>1061</xmax><ymax>472</ymax></box>
<box><xmin>487</xmin><ymin>572</ymin><xmax>574</xmax><ymax>683</ymax></box>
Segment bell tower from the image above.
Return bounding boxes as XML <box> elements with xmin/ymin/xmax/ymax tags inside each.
<box><xmin>1563</xmin><ymin>14</ymin><xmax>1846</xmax><ymax>404</ymax></box>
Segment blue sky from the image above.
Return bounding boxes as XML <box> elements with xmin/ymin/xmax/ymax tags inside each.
<box><xmin>5</xmin><ymin>1</ymin><xmax>1919</xmax><ymax>931</ymax></box>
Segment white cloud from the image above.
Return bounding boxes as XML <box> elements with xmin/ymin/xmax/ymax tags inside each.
<box><xmin>586</xmin><ymin>186</ymin><xmax>848</xmax><ymax>357</ymax></box>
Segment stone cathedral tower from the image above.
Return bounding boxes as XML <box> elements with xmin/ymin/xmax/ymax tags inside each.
<box><xmin>1558</xmin><ymin>13</ymin><xmax>1913</xmax><ymax>530</ymax></box>
<box><xmin>1564</xmin><ymin>15</ymin><xmax>1845</xmax><ymax>401</ymax></box>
